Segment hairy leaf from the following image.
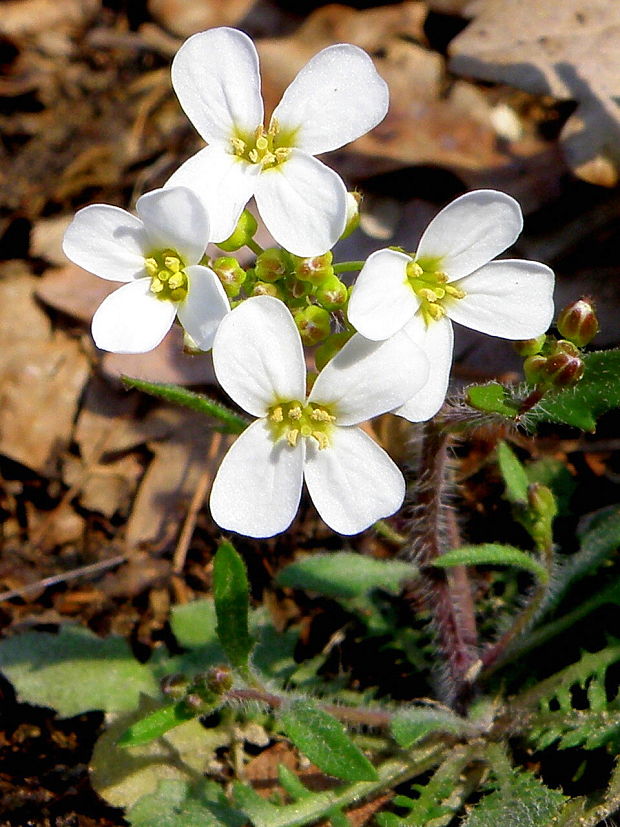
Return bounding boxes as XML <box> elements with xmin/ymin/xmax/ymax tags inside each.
<box><xmin>280</xmin><ymin>700</ymin><xmax>378</xmax><ymax>782</ymax></box>
<box><xmin>497</xmin><ymin>441</ymin><xmax>529</xmax><ymax>504</ymax></box>
<box><xmin>466</xmin><ymin>382</ymin><xmax>519</xmax><ymax>418</ymax></box>
<box><xmin>433</xmin><ymin>544</ymin><xmax>548</xmax><ymax>582</ymax></box>
<box><xmin>213</xmin><ymin>542</ymin><xmax>254</xmax><ymax>676</ymax></box>
<box><xmin>462</xmin><ymin>770</ymin><xmax>566</xmax><ymax>827</ymax></box>
<box><xmin>128</xmin><ymin>779</ymin><xmax>246</xmax><ymax>827</ymax></box>
<box><xmin>391</xmin><ymin>706</ymin><xmax>470</xmax><ymax>748</ymax></box>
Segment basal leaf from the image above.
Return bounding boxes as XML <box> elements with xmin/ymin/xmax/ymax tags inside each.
<box><xmin>391</xmin><ymin>706</ymin><xmax>470</xmax><ymax>748</ymax></box>
<box><xmin>276</xmin><ymin>552</ymin><xmax>416</xmax><ymax>599</ymax></box>
<box><xmin>462</xmin><ymin>770</ymin><xmax>566</xmax><ymax>827</ymax></box>
<box><xmin>128</xmin><ymin>779</ymin><xmax>246</xmax><ymax>827</ymax></box>
<box><xmin>0</xmin><ymin>626</ymin><xmax>158</xmax><ymax>717</ymax></box>
<box><xmin>280</xmin><ymin>700</ymin><xmax>378</xmax><ymax>782</ymax></box>
<box><xmin>432</xmin><ymin>544</ymin><xmax>548</xmax><ymax>583</ymax></box>
<box><xmin>213</xmin><ymin>542</ymin><xmax>254</xmax><ymax>676</ymax></box>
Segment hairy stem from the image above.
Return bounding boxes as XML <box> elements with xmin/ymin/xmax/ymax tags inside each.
<box><xmin>403</xmin><ymin>419</ymin><xmax>479</xmax><ymax>710</ymax></box>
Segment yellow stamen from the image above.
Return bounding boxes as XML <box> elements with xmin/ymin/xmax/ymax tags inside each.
<box><xmin>287</xmin><ymin>429</ymin><xmax>299</xmax><ymax>447</ymax></box>
<box><xmin>445</xmin><ymin>284</ymin><xmax>466</xmax><ymax>299</ymax></box>
<box><xmin>312</xmin><ymin>431</ymin><xmax>329</xmax><ymax>450</ymax></box>
<box><xmin>270</xmin><ymin>406</ymin><xmax>283</xmax><ymax>423</ymax></box>
<box><xmin>288</xmin><ymin>405</ymin><xmax>303</xmax><ymax>421</ymax></box>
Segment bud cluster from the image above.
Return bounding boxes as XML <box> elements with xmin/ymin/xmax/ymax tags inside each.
<box><xmin>515</xmin><ymin>297</ymin><xmax>598</xmax><ymax>391</ymax></box>
<box><xmin>160</xmin><ymin>665</ymin><xmax>233</xmax><ymax>715</ymax></box>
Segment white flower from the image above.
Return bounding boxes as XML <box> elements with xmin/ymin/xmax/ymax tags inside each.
<box><xmin>347</xmin><ymin>190</ymin><xmax>555</xmax><ymax>421</ymax></box>
<box><xmin>167</xmin><ymin>27</ymin><xmax>389</xmax><ymax>257</ymax></box>
<box><xmin>62</xmin><ymin>187</ymin><xmax>230</xmax><ymax>354</ymax></box>
<box><xmin>209</xmin><ymin>296</ymin><xmax>429</xmax><ymax>538</ymax></box>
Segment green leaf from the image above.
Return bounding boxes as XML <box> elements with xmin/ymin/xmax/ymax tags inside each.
<box><xmin>526</xmin><ymin>456</ymin><xmax>576</xmax><ymax>516</ymax></box>
<box><xmin>276</xmin><ymin>552</ymin><xmax>417</xmax><ymax>599</ymax></box>
<box><xmin>122</xmin><ymin>376</ymin><xmax>248</xmax><ymax>434</ymax></box>
<box><xmin>497</xmin><ymin>441</ymin><xmax>529</xmax><ymax>504</ymax></box>
<box><xmin>466</xmin><ymin>382</ymin><xmax>520</xmax><ymax>417</ymax></box>
<box><xmin>118</xmin><ymin>702</ymin><xmax>196</xmax><ymax>747</ymax></box>
<box><xmin>0</xmin><ymin>626</ymin><xmax>158</xmax><ymax>717</ymax></box>
<box><xmin>280</xmin><ymin>700</ymin><xmax>378</xmax><ymax>782</ymax></box>
<box><xmin>128</xmin><ymin>779</ymin><xmax>247</xmax><ymax>827</ymax></box>
<box><xmin>461</xmin><ymin>770</ymin><xmax>566</xmax><ymax>827</ymax></box>
<box><xmin>432</xmin><ymin>544</ymin><xmax>549</xmax><ymax>583</ymax></box>
<box><xmin>213</xmin><ymin>542</ymin><xmax>254</xmax><ymax>676</ymax></box>
<box><xmin>391</xmin><ymin>706</ymin><xmax>469</xmax><ymax>748</ymax></box>
<box><xmin>530</xmin><ymin>349</ymin><xmax>620</xmax><ymax>431</ymax></box>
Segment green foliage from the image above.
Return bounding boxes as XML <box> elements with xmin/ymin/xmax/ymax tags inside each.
<box><xmin>530</xmin><ymin>349</ymin><xmax>620</xmax><ymax>431</ymax></box>
<box><xmin>213</xmin><ymin>542</ymin><xmax>255</xmax><ymax>677</ymax></box>
<box><xmin>0</xmin><ymin>625</ymin><xmax>158</xmax><ymax>716</ymax></box>
<box><xmin>276</xmin><ymin>551</ymin><xmax>417</xmax><ymax>598</ymax></box>
<box><xmin>127</xmin><ymin>780</ymin><xmax>246</xmax><ymax>826</ymax></box>
<box><xmin>432</xmin><ymin>543</ymin><xmax>549</xmax><ymax>583</ymax></box>
<box><xmin>466</xmin><ymin>382</ymin><xmax>519</xmax><ymax>418</ymax></box>
<box><xmin>390</xmin><ymin>705</ymin><xmax>470</xmax><ymax>748</ymax></box>
<box><xmin>461</xmin><ymin>770</ymin><xmax>566</xmax><ymax>827</ymax></box>
<box><xmin>497</xmin><ymin>440</ymin><xmax>529</xmax><ymax>503</ymax></box>
<box><xmin>121</xmin><ymin>376</ymin><xmax>248</xmax><ymax>433</ymax></box>
<box><xmin>280</xmin><ymin>699</ymin><xmax>378</xmax><ymax>782</ymax></box>
<box><xmin>117</xmin><ymin>702</ymin><xmax>196</xmax><ymax>748</ymax></box>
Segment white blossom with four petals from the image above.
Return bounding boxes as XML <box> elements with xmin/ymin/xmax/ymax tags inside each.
<box><xmin>63</xmin><ymin>186</ymin><xmax>230</xmax><ymax>354</ymax></box>
<box><xmin>348</xmin><ymin>190</ymin><xmax>556</xmax><ymax>421</ymax></box>
<box><xmin>167</xmin><ymin>27</ymin><xmax>389</xmax><ymax>256</ymax></box>
<box><xmin>209</xmin><ymin>296</ymin><xmax>429</xmax><ymax>538</ymax></box>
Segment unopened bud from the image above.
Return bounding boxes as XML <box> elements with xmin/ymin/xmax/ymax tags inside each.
<box><xmin>256</xmin><ymin>248</ymin><xmax>289</xmax><ymax>283</ymax></box>
<box><xmin>252</xmin><ymin>281</ymin><xmax>282</xmax><ymax>299</ymax></box>
<box><xmin>294</xmin><ymin>305</ymin><xmax>331</xmax><ymax>346</ymax></box>
<box><xmin>523</xmin><ymin>354</ymin><xmax>548</xmax><ymax>386</ymax></box>
<box><xmin>217</xmin><ymin>210</ymin><xmax>258</xmax><ymax>252</ymax></box>
<box><xmin>212</xmin><ymin>256</ymin><xmax>246</xmax><ymax>298</ymax></box>
<box><xmin>315</xmin><ymin>275</ymin><xmax>348</xmax><ymax>310</ymax></box>
<box><xmin>543</xmin><ymin>348</ymin><xmax>585</xmax><ymax>388</ymax></box>
<box><xmin>205</xmin><ymin>665</ymin><xmax>233</xmax><ymax>694</ymax></box>
<box><xmin>513</xmin><ymin>334</ymin><xmax>547</xmax><ymax>357</ymax></box>
<box><xmin>293</xmin><ymin>252</ymin><xmax>334</xmax><ymax>286</ymax></box>
<box><xmin>340</xmin><ymin>191</ymin><xmax>361</xmax><ymax>240</ymax></box>
<box><xmin>527</xmin><ymin>482</ymin><xmax>557</xmax><ymax>520</ymax></box>
<box><xmin>160</xmin><ymin>673</ymin><xmax>189</xmax><ymax>700</ymax></box>
<box><xmin>556</xmin><ymin>297</ymin><xmax>599</xmax><ymax>347</ymax></box>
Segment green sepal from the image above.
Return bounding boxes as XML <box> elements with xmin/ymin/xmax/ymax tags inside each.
<box><xmin>466</xmin><ymin>382</ymin><xmax>519</xmax><ymax>418</ymax></box>
<box><xmin>280</xmin><ymin>699</ymin><xmax>378</xmax><ymax>782</ymax></box>
<box><xmin>117</xmin><ymin>701</ymin><xmax>196</xmax><ymax>747</ymax></box>
<box><xmin>432</xmin><ymin>543</ymin><xmax>549</xmax><ymax>583</ymax></box>
<box><xmin>122</xmin><ymin>376</ymin><xmax>248</xmax><ymax>434</ymax></box>
<box><xmin>213</xmin><ymin>542</ymin><xmax>254</xmax><ymax>678</ymax></box>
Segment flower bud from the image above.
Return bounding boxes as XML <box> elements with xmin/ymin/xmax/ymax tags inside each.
<box><xmin>294</xmin><ymin>305</ymin><xmax>331</xmax><ymax>346</ymax></box>
<box><xmin>315</xmin><ymin>275</ymin><xmax>348</xmax><ymax>310</ymax></box>
<box><xmin>527</xmin><ymin>482</ymin><xmax>557</xmax><ymax>520</ymax></box>
<box><xmin>252</xmin><ymin>281</ymin><xmax>282</xmax><ymax>299</ymax></box>
<box><xmin>556</xmin><ymin>297</ymin><xmax>599</xmax><ymax>347</ymax></box>
<box><xmin>523</xmin><ymin>354</ymin><xmax>548</xmax><ymax>385</ymax></box>
<box><xmin>217</xmin><ymin>209</ymin><xmax>258</xmax><ymax>252</ymax></box>
<box><xmin>339</xmin><ymin>191</ymin><xmax>361</xmax><ymax>240</ymax></box>
<box><xmin>255</xmin><ymin>248</ymin><xmax>289</xmax><ymax>283</ymax></box>
<box><xmin>160</xmin><ymin>673</ymin><xmax>189</xmax><ymax>700</ymax></box>
<box><xmin>513</xmin><ymin>334</ymin><xmax>547</xmax><ymax>357</ymax></box>
<box><xmin>212</xmin><ymin>256</ymin><xmax>246</xmax><ymax>298</ymax></box>
<box><xmin>315</xmin><ymin>331</ymin><xmax>354</xmax><ymax>371</ymax></box>
<box><xmin>543</xmin><ymin>348</ymin><xmax>585</xmax><ymax>388</ymax></box>
<box><xmin>205</xmin><ymin>665</ymin><xmax>233</xmax><ymax>694</ymax></box>
<box><xmin>293</xmin><ymin>252</ymin><xmax>334</xmax><ymax>286</ymax></box>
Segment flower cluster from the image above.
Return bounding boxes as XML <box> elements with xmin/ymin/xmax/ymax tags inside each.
<box><xmin>63</xmin><ymin>27</ymin><xmax>556</xmax><ymax>538</ymax></box>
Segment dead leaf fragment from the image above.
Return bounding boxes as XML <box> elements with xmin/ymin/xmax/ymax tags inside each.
<box><xmin>148</xmin><ymin>0</ymin><xmax>257</xmax><ymax>38</ymax></box>
<box><xmin>449</xmin><ymin>0</ymin><xmax>620</xmax><ymax>185</ymax></box>
<box><xmin>0</xmin><ymin>0</ymin><xmax>100</xmax><ymax>38</ymax></box>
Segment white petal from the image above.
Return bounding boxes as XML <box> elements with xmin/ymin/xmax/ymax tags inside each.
<box><xmin>394</xmin><ymin>314</ymin><xmax>454</xmax><ymax>422</ymax></box>
<box><xmin>171</xmin><ymin>27</ymin><xmax>263</xmax><ymax>145</ymax></box>
<box><xmin>272</xmin><ymin>44</ymin><xmax>389</xmax><ymax>155</ymax></box>
<box><xmin>136</xmin><ymin>187</ymin><xmax>210</xmax><ymax>264</ymax></box>
<box><xmin>166</xmin><ymin>146</ymin><xmax>259</xmax><ymax>243</ymax></box>
<box><xmin>91</xmin><ymin>279</ymin><xmax>176</xmax><ymax>353</ymax></box>
<box><xmin>347</xmin><ymin>249</ymin><xmax>418</xmax><ymax>341</ymax></box>
<box><xmin>416</xmin><ymin>190</ymin><xmax>523</xmax><ymax>280</ymax></box>
<box><xmin>210</xmin><ymin>419</ymin><xmax>304</xmax><ymax>538</ymax></box>
<box><xmin>309</xmin><ymin>331</ymin><xmax>429</xmax><ymax>426</ymax></box>
<box><xmin>304</xmin><ymin>427</ymin><xmax>405</xmax><ymax>535</ymax></box>
<box><xmin>212</xmin><ymin>296</ymin><xmax>305</xmax><ymax>417</ymax></box>
<box><xmin>447</xmin><ymin>259</ymin><xmax>555</xmax><ymax>339</ymax></box>
<box><xmin>62</xmin><ymin>205</ymin><xmax>147</xmax><ymax>282</ymax></box>
<box><xmin>254</xmin><ymin>150</ymin><xmax>346</xmax><ymax>256</ymax></box>
<box><xmin>176</xmin><ymin>265</ymin><xmax>230</xmax><ymax>351</ymax></box>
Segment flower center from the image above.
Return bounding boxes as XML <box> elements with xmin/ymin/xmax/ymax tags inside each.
<box><xmin>231</xmin><ymin>119</ymin><xmax>294</xmax><ymax>170</ymax></box>
<box><xmin>406</xmin><ymin>257</ymin><xmax>466</xmax><ymax>326</ymax></box>
<box><xmin>144</xmin><ymin>249</ymin><xmax>189</xmax><ymax>302</ymax></box>
<box><xmin>267</xmin><ymin>400</ymin><xmax>336</xmax><ymax>449</ymax></box>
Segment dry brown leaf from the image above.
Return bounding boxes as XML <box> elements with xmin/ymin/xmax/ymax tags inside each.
<box><xmin>0</xmin><ymin>0</ymin><xmax>100</xmax><ymax>38</ymax></box>
<box><xmin>148</xmin><ymin>0</ymin><xmax>257</xmax><ymax>38</ymax></box>
<box><xmin>31</xmin><ymin>216</ymin><xmax>73</xmax><ymax>265</ymax></box>
<box><xmin>449</xmin><ymin>0</ymin><xmax>620</xmax><ymax>185</ymax></box>
<box><xmin>124</xmin><ymin>407</ymin><xmax>231</xmax><ymax>550</ymax></box>
<box><xmin>36</xmin><ymin>265</ymin><xmax>116</xmax><ymax>324</ymax></box>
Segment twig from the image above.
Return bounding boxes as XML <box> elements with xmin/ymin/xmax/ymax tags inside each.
<box><xmin>0</xmin><ymin>555</ymin><xmax>126</xmax><ymax>603</ymax></box>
